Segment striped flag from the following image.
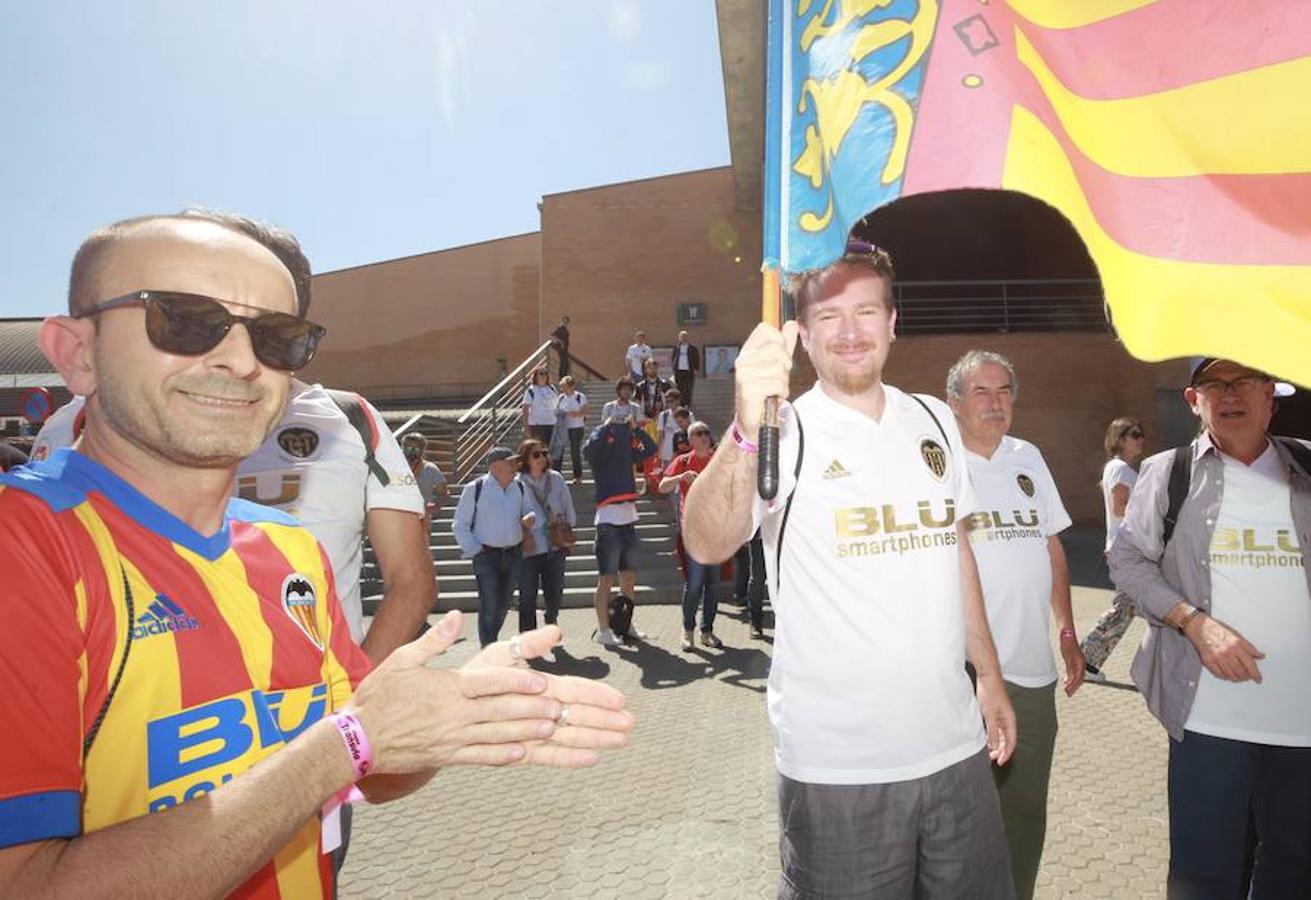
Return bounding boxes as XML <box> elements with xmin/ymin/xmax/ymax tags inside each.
<box><xmin>764</xmin><ymin>0</ymin><xmax>1311</xmax><ymax>385</ymax></box>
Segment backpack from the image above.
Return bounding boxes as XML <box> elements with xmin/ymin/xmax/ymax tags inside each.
<box><xmin>607</xmin><ymin>593</ymin><xmax>635</xmax><ymax>638</ymax></box>
<box><xmin>326</xmin><ymin>389</ymin><xmax>389</xmax><ymax>486</ymax></box>
<box><xmin>1162</xmin><ymin>436</ymin><xmax>1311</xmax><ymax>546</ymax></box>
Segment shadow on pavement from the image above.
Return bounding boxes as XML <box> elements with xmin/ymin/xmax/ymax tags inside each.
<box><xmin>615</xmin><ymin>632</ymin><xmax>772</xmax><ymax>693</ymax></box>
<box><xmin>532</xmin><ymin>645</ymin><xmax>612</xmax><ymax>680</ymax></box>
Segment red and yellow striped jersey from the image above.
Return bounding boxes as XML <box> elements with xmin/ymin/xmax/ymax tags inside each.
<box><xmin>0</xmin><ymin>449</ymin><xmax>371</xmax><ymax>898</ymax></box>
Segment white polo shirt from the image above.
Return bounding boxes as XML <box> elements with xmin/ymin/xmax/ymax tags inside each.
<box><xmin>753</xmin><ymin>384</ymin><xmax>985</xmax><ymax>785</ymax></box>
<box><xmin>236</xmin><ymin>384</ymin><xmax>424</xmax><ymax>643</ymax></box>
<box><xmin>965</xmin><ymin>436</ymin><xmax>1072</xmax><ymax>688</ymax></box>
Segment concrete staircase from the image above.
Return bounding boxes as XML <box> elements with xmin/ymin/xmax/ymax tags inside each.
<box><xmin>360</xmin><ymin>377</ymin><xmax>739</xmax><ymax>616</ymax></box>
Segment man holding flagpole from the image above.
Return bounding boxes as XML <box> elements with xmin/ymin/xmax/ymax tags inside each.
<box><xmin>682</xmin><ymin>243</ymin><xmax>1016</xmax><ymax>898</ymax></box>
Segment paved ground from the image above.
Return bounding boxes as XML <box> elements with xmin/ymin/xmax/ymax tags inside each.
<box><xmin>342</xmin><ymin>563</ymin><xmax>1168</xmax><ymax>898</ymax></box>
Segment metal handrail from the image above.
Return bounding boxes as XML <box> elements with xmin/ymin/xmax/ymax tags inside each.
<box><xmin>452</xmin><ymin>340</ymin><xmax>554</xmax><ymax>483</ymax></box>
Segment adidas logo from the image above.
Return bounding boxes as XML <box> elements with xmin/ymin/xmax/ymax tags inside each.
<box><xmin>133</xmin><ymin>593</ymin><xmax>200</xmax><ymax>640</ymax></box>
<box><xmin>822</xmin><ymin>459</ymin><xmax>851</xmax><ymax>480</ymax></box>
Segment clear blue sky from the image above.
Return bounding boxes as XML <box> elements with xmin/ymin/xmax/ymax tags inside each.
<box><xmin>0</xmin><ymin>1</ymin><xmax>730</xmax><ymax>318</ymax></box>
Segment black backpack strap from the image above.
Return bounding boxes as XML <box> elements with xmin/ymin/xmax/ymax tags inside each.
<box><xmin>774</xmin><ymin>408</ymin><xmax>806</xmax><ymax>579</ymax></box>
<box><xmin>471</xmin><ymin>477</ymin><xmax>485</xmax><ymax>531</ymax></box>
<box><xmin>84</xmin><ymin>566</ymin><xmax>135</xmax><ymax>760</ymax></box>
<box><xmin>1162</xmin><ymin>446</ymin><xmax>1192</xmax><ymax>548</ymax></box>
<box><xmin>909</xmin><ymin>393</ymin><xmax>951</xmax><ymax>448</ymax></box>
<box><xmin>326</xmin><ymin>389</ymin><xmax>390</xmax><ymax>486</ymax></box>
<box><xmin>1275</xmin><ymin>436</ymin><xmax>1311</xmax><ymax>483</ymax></box>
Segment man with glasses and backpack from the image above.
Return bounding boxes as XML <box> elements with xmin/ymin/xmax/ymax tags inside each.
<box><xmin>1111</xmin><ymin>357</ymin><xmax>1311</xmax><ymax>898</ymax></box>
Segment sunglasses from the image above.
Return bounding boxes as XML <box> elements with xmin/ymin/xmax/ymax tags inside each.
<box><xmin>76</xmin><ymin>290</ymin><xmax>326</xmax><ymax>371</ymax></box>
<box><xmin>529</xmin><ymin>450</ymin><xmax>548</xmax><ymax>459</ymax></box>
<box><xmin>845</xmin><ymin>239</ymin><xmax>888</xmax><ymax>256</ymax></box>
<box><xmin>1124</xmin><ymin>428</ymin><xmax>1144</xmax><ymax>439</ymax></box>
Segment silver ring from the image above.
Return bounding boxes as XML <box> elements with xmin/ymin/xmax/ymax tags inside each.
<box><xmin>558</xmin><ymin>704</ymin><xmax>571</xmax><ymax>727</ymax></box>
<box><xmin>509</xmin><ymin>635</ymin><xmax>523</xmax><ymax>660</ymax></box>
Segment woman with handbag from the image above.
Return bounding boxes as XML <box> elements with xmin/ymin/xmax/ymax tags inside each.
<box><xmin>515</xmin><ymin>439</ymin><xmax>577</xmax><ymax>643</ymax></box>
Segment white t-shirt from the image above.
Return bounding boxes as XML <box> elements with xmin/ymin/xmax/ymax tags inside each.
<box><xmin>1102</xmin><ymin>457</ymin><xmax>1138</xmax><ymax>552</ymax></box>
<box><xmin>523</xmin><ymin>385</ymin><xmax>558</xmax><ymax>426</ymax></box>
<box><xmin>557</xmin><ymin>391</ymin><xmax>588</xmax><ymax>428</ymax></box>
<box><xmin>602</xmin><ymin>399</ymin><xmax>642</xmax><ymax>424</ymax></box>
<box><xmin>235</xmin><ymin>384</ymin><xmax>425</xmax><ymax>643</ymax></box>
<box><xmin>752</xmin><ymin>384</ymin><xmax>985</xmax><ymax>784</ymax></box>
<box><xmin>1185</xmin><ymin>443</ymin><xmax>1311</xmax><ymax>746</ymax></box>
<box><xmin>625</xmin><ymin>343</ymin><xmax>652</xmax><ymax>375</ymax></box>
<box><xmin>965</xmin><ymin>436</ymin><xmax>1072</xmax><ymax>688</ymax></box>
<box><xmin>29</xmin><ymin>395</ymin><xmax>85</xmax><ymax>461</ymax></box>
<box><xmin>595</xmin><ymin>501</ymin><xmax>639</xmax><ymax>526</ymax></box>
<box><xmin>656</xmin><ymin>409</ymin><xmax>678</xmax><ymax>461</ymax></box>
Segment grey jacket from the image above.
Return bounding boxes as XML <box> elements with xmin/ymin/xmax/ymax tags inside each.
<box><xmin>1109</xmin><ymin>433</ymin><xmax>1311</xmax><ymax>740</ymax></box>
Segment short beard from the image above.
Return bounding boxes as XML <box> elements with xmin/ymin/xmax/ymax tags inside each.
<box><xmin>94</xmin><ymin>340</ymin><xmax>278</xmax><ymax>468</ymax></box>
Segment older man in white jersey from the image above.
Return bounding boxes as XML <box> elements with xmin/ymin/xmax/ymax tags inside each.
<box><xmin>947</xmin><ymin>349</ymin><xmax>1084</xmax><ymax>900</ymax></box>
<box><xmin>683</xmin><ymin>242</ymin><xmax>1016</xmax><ymax>899</ymax></box>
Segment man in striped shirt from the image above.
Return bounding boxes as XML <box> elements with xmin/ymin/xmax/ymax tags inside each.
<box><xmin>0</xmin><ymin>211</ymin><xmax>633</xmax><ymax>898</ymax></box>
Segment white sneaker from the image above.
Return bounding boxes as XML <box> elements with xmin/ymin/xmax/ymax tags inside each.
<box><xmin>624</xmin><ymin>624</ymin><xmax>648</xmax><ymax>640</ymax></box>
<box><xmin>595</xmin><ymin>628</ymin><xmax>621</xmax><ymax>648</ymax></box>
<box><xmin>540</xmin><ymin>650</ymin><xmax>557</xmax><ymax>663</ymax></box>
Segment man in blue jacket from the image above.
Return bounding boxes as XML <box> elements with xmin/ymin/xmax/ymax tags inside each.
<box><xmin>584</xmin><ymin>416</ymin><xmax>657</xmax><ymax>647</ymax></box>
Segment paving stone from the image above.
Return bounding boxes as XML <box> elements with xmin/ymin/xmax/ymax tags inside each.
<box><xmin>341</xmin><ymin>580</ymin><xmax>1169</xmax><ymax>899</ymax></box>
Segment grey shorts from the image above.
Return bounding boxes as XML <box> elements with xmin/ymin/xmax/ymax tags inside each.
<box><xmin>778</xmin><ymin>748</ymin><xmax>1015</xmax><ymax>899</ymax></box>
<box><xmin>595</xmin><ymin>522</ymin><xmax>638</xmax><ymax>576</ymax></box>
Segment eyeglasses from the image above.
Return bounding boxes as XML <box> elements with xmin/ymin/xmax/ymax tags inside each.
<box><xmin>1194</xmin><ymin>376</ymin><xmax>1267</xmax><ymax>398</ymax></box>
<box><xmin>75</xmin><ymin>290</ymin><xmax>326</xmax><ymax>371</ymax></box>
<box><xmin>1124</xmin><ymin>428</ymin><xmax>1144</xmax><ymax>439</ymax></box>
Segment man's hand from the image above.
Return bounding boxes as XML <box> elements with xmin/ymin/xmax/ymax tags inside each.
<box><xmin>734</xmin><ymin>321</ymin><xmax>799</xmax><ymax>440</ymax></box>
<box><xmin>976</xmin><ymin>673</ymin><xmax>1017</xmax><ymax>766</ymax></box>
<box><xmin>1059</xmin><ymin>633</ymin><xmax>1086</xmax><ymax>697</ymax></box>
<box><xmin>681</xmin><ymin>470</ymin><xmax>697</xmax><ymax>484</ymax></box>
<box><xmin>1186</xmin><ymin>613</ymin><xmax>1265</xmax><ymax>683</ymax></box>
<box><xmin>467</xmin><ymin>625</ymin><xmax>636</xmax><ymax>767</ymax></box>
<box><xmin>347</xmin><ymin>612</ymin><xmax>632</xmax><ymax>773</ymax></box>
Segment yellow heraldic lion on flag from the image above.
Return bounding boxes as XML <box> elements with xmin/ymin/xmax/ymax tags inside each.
<box><xmin>764</xmin><ymin>0</ymin><xmax>1311</xmax><ymax>386</ymax></box>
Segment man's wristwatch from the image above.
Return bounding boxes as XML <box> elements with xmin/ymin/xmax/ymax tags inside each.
<box><xmin>1176</xmin><ymin>605</ymin><xmax>1204</xmax><ymax>634</ymax></box>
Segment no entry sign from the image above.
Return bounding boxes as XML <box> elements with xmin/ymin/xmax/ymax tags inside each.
<box><xmin>20</xmin><ymin>387</ymin><xmax>53</xmax><ymax>425</ymax></box>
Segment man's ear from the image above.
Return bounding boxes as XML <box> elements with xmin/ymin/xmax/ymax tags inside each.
<box><xmin>39</xmin><ymin>316</ymin><xmax>98</xmax><ymax>397</ymax></box>
<box><xmin>1183</xmin><ymin>386</ymin><xmax>1201</xmax><ymax>415</ymax></box>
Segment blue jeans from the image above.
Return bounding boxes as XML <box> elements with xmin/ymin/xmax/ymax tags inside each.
<box><xmin>681</xmin><ymin>558</ymin><xmax>718</xmax><ymax>632</ymax></box>
<box><xmin>472</xmin><ymin>545</ymin><xmax>522</xmax><ymax>646</ymax></box>
<box><xmin>518</xmin><ymin>549</ymin><xmax>565</xmax><ymax>631</ymax></box>
<box><xmin>1168</xmin><ymin>730</ymin><xmax>1311</xmax><ymax>899</ymax></box>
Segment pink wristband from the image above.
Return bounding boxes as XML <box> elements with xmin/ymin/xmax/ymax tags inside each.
<box><xmin>329</xmin><ymin>711</ymin><xmax>373</xmax><ymax>781</ymax></box>
<box><xmin>1059</xmin><ymin>628</ymin><xmax>1077</xmax><ymax>640</ymax></box>
<box><xmin>730</xmin><ymin>421</ymin><xmax>759</xmax><ymax>454</ymax></box>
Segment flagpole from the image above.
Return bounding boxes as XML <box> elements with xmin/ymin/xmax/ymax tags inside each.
<box><xmin>758</xmin><ymin>266</ymin><xmax>782</xmax><ymax>500</ymax></box>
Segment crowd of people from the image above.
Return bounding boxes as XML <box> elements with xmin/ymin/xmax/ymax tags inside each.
<box><xmin>3</xmin><ymin>213</ymin><xmax>1306</xmax><ymax>900</ymax></box>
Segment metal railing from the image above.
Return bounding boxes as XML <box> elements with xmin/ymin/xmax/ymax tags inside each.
<box><xmin>452</xmin><ymin>340</ymin><xmax>554</xmax><ymax>483</ymax></box>
<box><xmin>891</xmin><ymin>279</ymin><xmax>1106</xmax><ymax>334</ymax></box>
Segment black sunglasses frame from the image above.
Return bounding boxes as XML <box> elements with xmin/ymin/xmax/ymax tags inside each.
<box><xmin>75</xmin><ymin>290</ymin><xmax>326</xmax><ymax>371</ymax></box>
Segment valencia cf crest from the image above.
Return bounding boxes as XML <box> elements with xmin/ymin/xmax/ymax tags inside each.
<box><xmin>281</xmin><ymin>573</ymin><xmax>324</xmax><ymax>649</ymax></box>
<box><xmin>920</xmin><ymin>439</ymin><xmax>948</xmax><ymax>482</ymax></box>
<box><xmin>1016</xmin><ymin>473</ymin><xmax>1036</xmax><ymax>497</ymax></box>
<box><xmin>277</xmin><ymin>426</ymin><xmax>320</xmax><ymax>460</ymax></box>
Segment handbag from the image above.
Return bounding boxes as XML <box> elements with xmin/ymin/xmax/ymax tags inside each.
<box><xmin>549</xmin><ymin>516</ymin><xmax>576</xmax><ymax>552</ymax></box>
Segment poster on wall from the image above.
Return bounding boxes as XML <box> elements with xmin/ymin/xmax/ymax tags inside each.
<box><xmin>704</xmin><ymin>344</ymin><xmax>740</xmax><ymax>377</ymax></box>
<box><xmin>650</xmin><ymin>347</ymin><xmax>675</xmax><ymax>380</ymax></box>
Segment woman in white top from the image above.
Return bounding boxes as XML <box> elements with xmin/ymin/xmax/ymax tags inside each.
<box><xmin>515</xmin><ymin>439</ymin><xmax>577</xmax><ymax>642</ymax></box>
<box><xmin>554</xmin><ymin>376</ymin><xmax>589</xmax><ymax>484</ymax></box>
<box><xmin>1080</xmin><ymin>417</ymin><xmax>1146</xmax><ymax>680</ymax></box>
<box><xmin>521</xmin><ymin>367</ymin><xmax>558</xmax><ymax>447</ymax></box>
